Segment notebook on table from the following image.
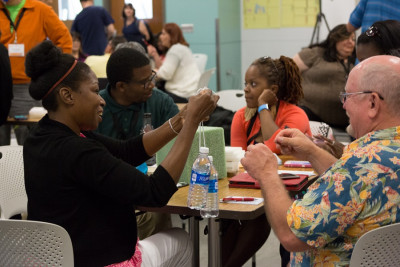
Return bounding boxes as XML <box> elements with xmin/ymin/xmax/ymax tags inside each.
<box><xmin>229</xmin><ymin>172</ymin><xmax>309</xmax><ymax>192</ymax></box>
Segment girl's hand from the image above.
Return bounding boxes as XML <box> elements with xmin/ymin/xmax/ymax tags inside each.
<box><xmin>258</xmin><ymin>89</ymin><xmax>278</xmax><ymax>106</ymax></box>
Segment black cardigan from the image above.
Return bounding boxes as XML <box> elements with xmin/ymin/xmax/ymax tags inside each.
<box><xmin>24</xmin><ymin>116</ymin><xmax>177</xmax><ymax>266</ymax></box>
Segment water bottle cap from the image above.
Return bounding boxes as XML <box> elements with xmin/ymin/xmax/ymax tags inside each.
<box><xmin>199</xmin><ymin>147</ymin><xmax>209</xmax><ymax>154</ymax></box>
<box><xmin>208</xmin><ymin>156</ymin><xmax>213</xmax><ymax>162</ymax></box>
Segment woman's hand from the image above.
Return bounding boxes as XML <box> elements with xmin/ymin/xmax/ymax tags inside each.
<box><xmin>258</xmin><ymin>89</ymin><xmax>278</xmax><ymax>106</ymax></box>
<box><xmin>313</xmin><ymin>135</ymin><xmax>344</xmax><ymax>159</ymax></box>
<box><xmin>186</xmin><ymin>89</ymin><xmax>219</xmax><ymax>125</ymax></box>
<box><xmin>147</xmin><ymin>45</ymin><xmax>158</xmax><ymax>58</ymax></box>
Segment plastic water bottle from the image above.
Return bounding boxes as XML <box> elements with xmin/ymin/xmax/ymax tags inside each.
<box><xmin>200</xmin><ymin>156</ymin><xmax>219</xmax><ymax>218</ymax></box>
<box><xmin>187</xmin><ymin>147</ymin><xmax>211</xmax><ymax>210</ymax></box>
<box><xmin>141</xmin><ymin>113</ymin><xmax>156</xmax><ymax>166</ymax></box>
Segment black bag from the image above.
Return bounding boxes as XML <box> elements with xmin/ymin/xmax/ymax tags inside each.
<box><xmin>203</xmin><ymin>106</ymin><xmax>234</xmax><ymax>145</ymax></box>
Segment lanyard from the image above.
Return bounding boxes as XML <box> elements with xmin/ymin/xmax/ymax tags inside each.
<box><xmin>339</xmin><ymin>59</ymin><xmax>351</xmax><ymax>80</ymax></box>
<box><xmin>2</xmin><ymin>8</ymin><xmax>26</xmax><ymax>42</ymax></box>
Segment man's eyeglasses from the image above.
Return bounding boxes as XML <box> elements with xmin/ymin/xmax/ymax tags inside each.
<box><xmin>132</xmin><ymin>70</ymin><xmax>157</xmax><ymax>89</ymax></box>
<box><xmin>365</xmin><ymin>26</ymin><xmax>380</xmax><ymax>38</ymax></box>
<box><xmin>339</xmin><ymin>91</ymin><xmax>384</xmax><ymax>104</ymax></box>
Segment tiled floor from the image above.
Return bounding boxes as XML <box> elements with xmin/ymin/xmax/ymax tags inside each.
<box><xmin>171</xmin><ymin>214</ymin><xmax>282</xmax><ymax>267</ymax></box>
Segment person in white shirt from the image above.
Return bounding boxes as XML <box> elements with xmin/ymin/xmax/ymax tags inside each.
<box><xmin>148</xmin><ymin>23</ymin><xmax>200</xmax><ymax>103</ymax></box>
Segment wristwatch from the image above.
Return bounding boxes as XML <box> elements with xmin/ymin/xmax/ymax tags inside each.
<box><xmin>258</xmin><ymin>104</ymin><xmax>270</xmax><ymax>113</ymax></box>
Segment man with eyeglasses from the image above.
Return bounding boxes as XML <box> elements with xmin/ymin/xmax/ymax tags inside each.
<box><xmin>241</xmin><ymin>55</ymin><xmax>400</xmax><ymax>266</ymax></box>
<box><xmin>96</xmin><ymin>47</ymin><xmax>179</xmax><ymax>240</ymax></box>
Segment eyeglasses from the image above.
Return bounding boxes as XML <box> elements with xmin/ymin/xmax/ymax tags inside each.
<box><xmin>259</xmin><ymin>56</ymin><xmax>279</xmax><ymax>74</ymax></box>
<box><xmin>132</xmin><ymin>70</ymin><xmax>157</xmax><ymax>89</ymax></box>
<box><xmin>365</xmin><ymin>26</ymin><xmax>380</xmax><ymax>37</ymax></box>
<box><xmin>339</xmin><ymin>91</ymin><xmax>384</xmax><ymax>104</ymax></box>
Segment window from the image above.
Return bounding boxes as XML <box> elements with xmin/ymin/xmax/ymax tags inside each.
<box><xmin>125</xmin><ymin>0</ymin><xmax>153</xmax><ymax>19</ymax></box>
<box><xmin>58</xmin><ymin>0</ymin><xmax>82</xmax><ymax>21</ymax></box>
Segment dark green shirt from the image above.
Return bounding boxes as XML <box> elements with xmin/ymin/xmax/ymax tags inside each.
<box><xmin>96</xmin><ymin>85</ymin><xmax>179</xmax><ymax>139</ymax></box>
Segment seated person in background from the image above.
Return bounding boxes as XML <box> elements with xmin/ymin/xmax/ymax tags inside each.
<box><xmin>231</xmin><ymin>56</ymin><xmax>311</xmax><ymax>153</ymax></box>
<box><xmin>241</xmin><ymin>55</ymin><xmax>400</xmax><ymax>266</ymax></box>
<box><xmin>96</xmin><ymin>47</ymin><xmax>179</xmax><ymax>240</ymax></box>
<box><xmin>84</xmin><ymin>35</ymin><xmax>127</xmax><ymax>78</ymax></box>
<box><xmin>356</xmin><ymin>20</ymin><xmax>400</xmax><ymax>62</ymax></box>
<box><xmin>147</xmin><ymin>23</ymin><xmax>200</xmax><ymax>103</ymax></box>
<box><xmin>293</xmin><ymin>24</ymin><xmax>356</xmax><ymax>130</ymax></box>
<box><xmin>71</xmin><ymin>32</ymin><xmax>88</xmax><ymax>62</ymax></box>
<box><xmin>316</xmin><ymin>20</ymin><xmax>400</xmax><ymax>158</ymax></box>
<box><xmin>23</xmin><ymin>40</ymin><xmax>219</xmax><ymax>266</ymax></box>
<box><xmin>223</xmin><ymin>56</ymin><xmax>311</xmax><ymax>267</ymax></box>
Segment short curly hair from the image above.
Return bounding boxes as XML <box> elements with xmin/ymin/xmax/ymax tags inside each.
<box><xmin>106</xmin><ymin>48</ymin><xmax>150</xmax><ymax>89</ymax></box>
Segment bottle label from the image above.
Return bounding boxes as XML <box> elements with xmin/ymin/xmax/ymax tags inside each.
<box><xmin>208</xmin><ymin>179</ymin><xmax>218</xmax><ymax>193</ymax></box>
<box><xmin>190</xmin><ymin>170</ymin><xmax>210</xmax><ymax>185</ymax></box>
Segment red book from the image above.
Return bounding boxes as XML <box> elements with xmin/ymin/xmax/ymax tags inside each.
<box><xmin>229</xmin><ymin>172</ymin><xmax>309</xmax><ymax>191</ymax></box>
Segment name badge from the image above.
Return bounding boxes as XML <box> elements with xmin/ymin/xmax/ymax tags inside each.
<box><xmin>8</xmin><ymin>43</ymin><xmax>25</xmax><ymax>57</ymax></box>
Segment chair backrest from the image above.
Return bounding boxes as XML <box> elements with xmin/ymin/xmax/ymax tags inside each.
<box><xmin>192</xmin><ymin>53</ymin><xmax>208</xmax><ymax>73</ymax></box>
<box><xmin>309</xmin><ymin>121</ymin><xmax>334</xmax><ymax>140</ymax></box>
<box><xmin>0</xmin><ymin>219</ymin><xmax>74</xmax><ymax>266</ymax></box>
<box><xmin>197</xmin><ymin>67</ymin><xmax>216</xmax><ymax>89</ymax></box>
<box><xmin>215</xmin><ymin>89</ymin><xmax>246</xmax><ymax>112</ymax></box>
<box><xmin>350</xmin><ymin>223</ymin><xmax>400</xmax><ymax>266</ymax></box>
<box><xmin>0</xmin><ymin>145</ymin><xmax>27</xmax><ymax>219</ymax></box>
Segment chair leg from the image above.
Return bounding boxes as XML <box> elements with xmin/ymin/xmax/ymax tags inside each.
<box><xmin>252</xmin><ymin>254</ymin><xmax>256</xmax><ymax>267</ymax></box>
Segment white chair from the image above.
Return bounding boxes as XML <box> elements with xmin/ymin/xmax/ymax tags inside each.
<box><xmin>0</xmin><ymin>219</ymin><xmax>74</xmax><ymax>266</ymax></box>
<box><xmin>192</xmin><ymin>53</ymin><xmax>208</xmax><ymax>73</ymax></box>
<box><xmin>309</xmin><ymin>121</ymin><xmax>334</xmax><ymax>140</ymax></box>
<box><xmin>0</xmin><ymin>145</ymin><xmax>27</xmax><ymax>219</ymax></box>
<box><xmin>350</xmin><ymin>223</ymin><xmax>400</xmax><ymax>266</ymax></box>
<box><xmin>197</xmin><ymin>67</ymin><xmax>216</xmax><ymax>89</ymax></box>
<box><xmin>215</xmin><ymin>89</ymin><xmax>246</xmax><ymax>112</ymax></box>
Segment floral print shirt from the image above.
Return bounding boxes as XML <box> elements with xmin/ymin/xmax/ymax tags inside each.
<box><xmin>287</xmin><ymin>126</ymin><xmax>400</xmax><ymax>266</ymax></box>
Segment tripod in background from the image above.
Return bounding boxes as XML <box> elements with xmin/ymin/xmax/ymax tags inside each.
<box><xmin>309</xmin><ymin>0</ymin><xmax>330</xmax><ymax>45</ymax></box>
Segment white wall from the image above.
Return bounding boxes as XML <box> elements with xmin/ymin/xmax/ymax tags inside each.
<box><xmin>240</xmin><ymin>0</ymin><xmax>357</xmax><ymax>81</ymax></box>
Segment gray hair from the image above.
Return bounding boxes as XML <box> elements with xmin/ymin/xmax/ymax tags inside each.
<box><xmin>360</xmin><ymin>61</ymin><xmax>400</xmax><ymax>115</ymax></box>
<box><xmin>115</xmin><ymin>41</ymin><xmax>147</xmax><ymax>56</ymax></box>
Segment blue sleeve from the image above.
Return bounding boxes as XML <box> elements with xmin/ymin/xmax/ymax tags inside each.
<box><xmin>349</xmin><ymin>0</ymin><xmax>367</xmax><ymax>29</ymax></box>
<box><xmin>71</xmin><ymin>20</ymin><xmax>77</xmax><ymax>32</ymax></box>
<box><xmin>102</xmin><ymin>8</ymin><xmax>114</xmax><ymax>26</ymax></box>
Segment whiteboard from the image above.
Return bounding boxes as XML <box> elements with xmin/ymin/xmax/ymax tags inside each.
<box><xmin>240</xmin><ymin>0</ymin><xmax>357</xmax><ymax>81</ymax></box>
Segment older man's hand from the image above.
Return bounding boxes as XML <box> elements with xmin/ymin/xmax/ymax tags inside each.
<box><xmin>241</xmin><ymin>144</ymin><xmax>279</xmax><ymax>183</ymax></box>
<box><xmin>275</xmin><ymin>128</ymin><xmax>318</xmax><ymax>161</ymax></box>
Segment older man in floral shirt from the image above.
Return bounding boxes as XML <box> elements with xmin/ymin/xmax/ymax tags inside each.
<box><xmin>241</xmin><ymin>55</ymin><xmax>400</xmax><ymax>266</ymax></box>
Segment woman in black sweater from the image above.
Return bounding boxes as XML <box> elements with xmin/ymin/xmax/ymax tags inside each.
<box><xmin>23</xmin><ymin>40</ymin><xmax>218</xmax><ymax>267</ymax></box>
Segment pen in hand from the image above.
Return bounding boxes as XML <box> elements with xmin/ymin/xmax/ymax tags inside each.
<box><xmin>222</xmin><ymin>197</ymin><xmax>255</xmax><ymax>202</ymax></box>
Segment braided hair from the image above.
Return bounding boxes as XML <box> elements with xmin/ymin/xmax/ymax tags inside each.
<box><xmin>251</xmin><ymin>56</ymin><xmax>303</xmax><ymax>104</ymax></box>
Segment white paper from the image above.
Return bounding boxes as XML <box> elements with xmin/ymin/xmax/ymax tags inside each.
<box><xmin>278</xmin><ymin>170</ymin><xmax>316</xmax><ymax>176</ymax></box>
<box><xmin>220</xmin><ymin>196</ymin><xmax>264</xmax><ymax>205</ymax></box>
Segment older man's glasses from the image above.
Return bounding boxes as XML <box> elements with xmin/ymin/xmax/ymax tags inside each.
<box><xmin>339</xmin><ymin>91</ymin><xmax>384</xmax><ymax>104</ymax></box>
<box><xmin>132</xmin><ymin>70</ymin><xmax>157</xmax><ymax>89</ymax></box>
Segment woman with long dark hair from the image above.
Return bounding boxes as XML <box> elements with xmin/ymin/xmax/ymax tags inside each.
<box><xmin>293</xmin><ymin>24</ymin><xmax>356</xmax><ymax>129</ymax></box>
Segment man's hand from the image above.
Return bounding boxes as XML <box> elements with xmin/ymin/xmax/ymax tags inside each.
<box><xmin>241</xmin><ymin>144</ymin><xmax>278</xmax><ymax>183</ymax></box>
<box><xmin>275</xmin><ymin>129</ymin><xmax>317</xmax><ymax>160</ymax></box>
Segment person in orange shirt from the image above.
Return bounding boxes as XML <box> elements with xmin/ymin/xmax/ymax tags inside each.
<box><xmin>223</xmin><ymin>56</ymin><xmax>311</xmax><ymax>267</ymax></box>
<box><xmin>0</xmin><ymin>0</ymin><xmax>72</xmax><ymax>145</ymax></box>
<box><xmin>230</xmin><ymin>56</ymin><xmax>311</xmax><ymax>154</ymax></box>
